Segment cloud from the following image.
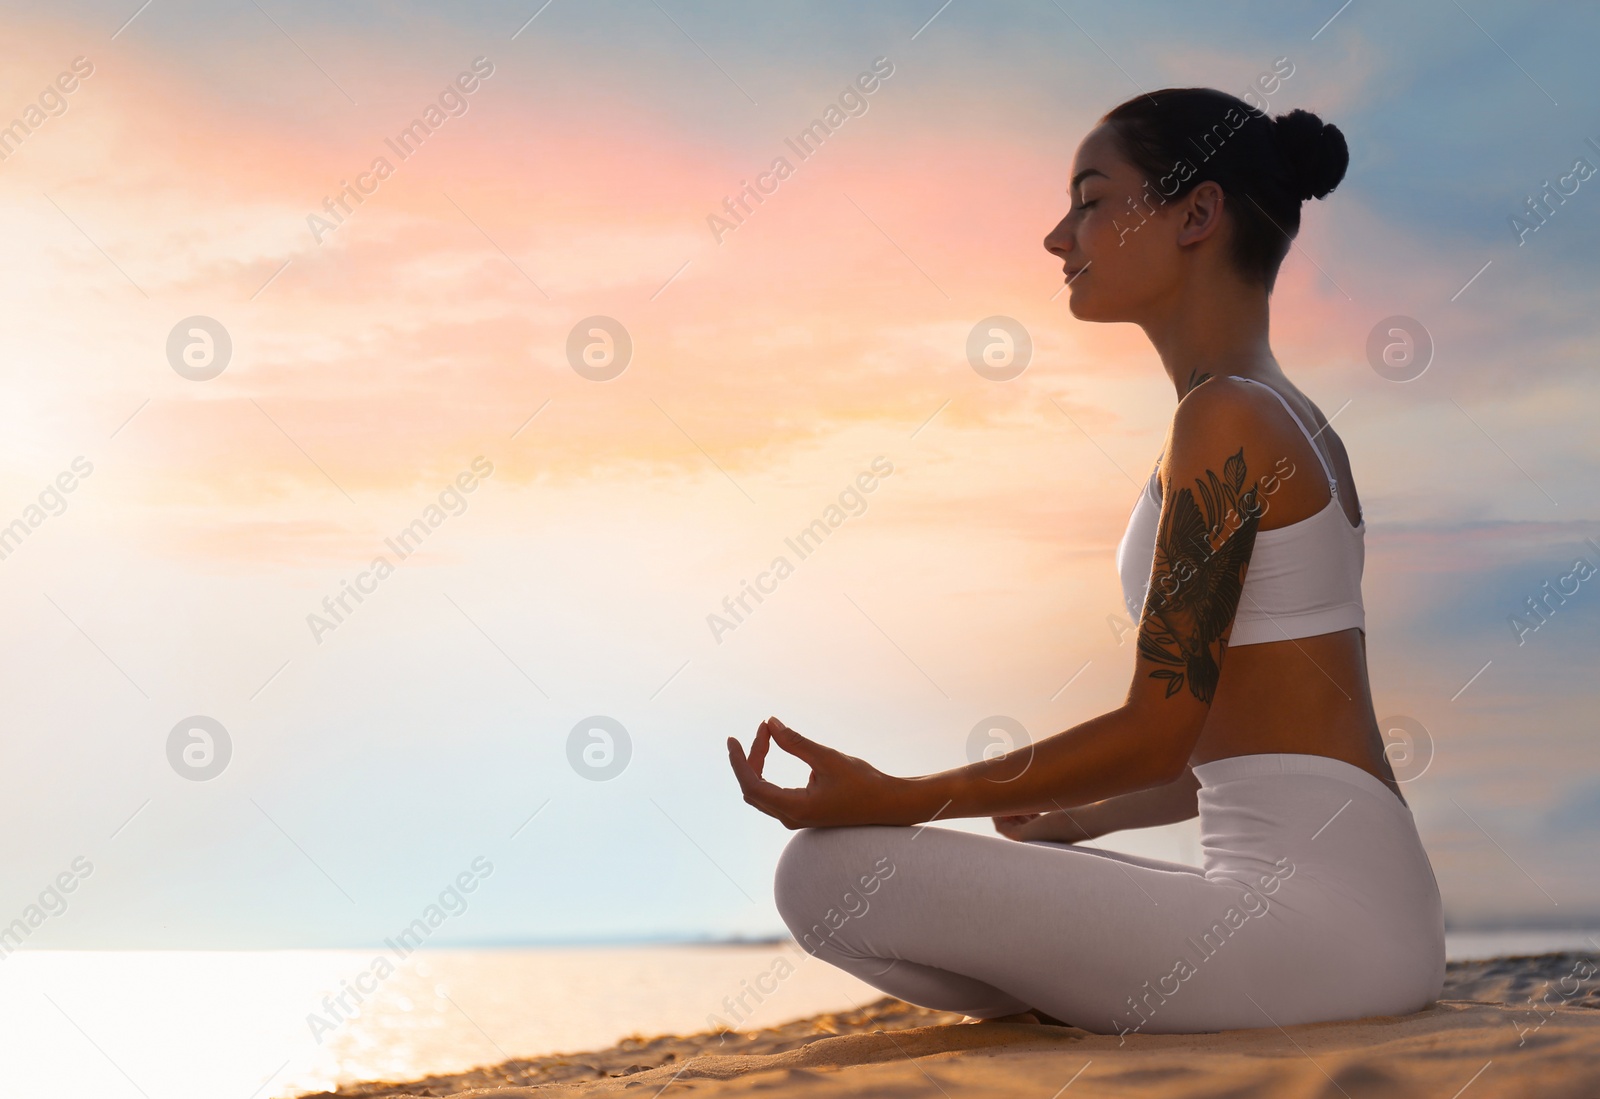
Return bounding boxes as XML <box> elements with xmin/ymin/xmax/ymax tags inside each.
<box><xmin>3</xmin><ymin>0</ymin><xmax>1599</xmax><ymax>943</ymax></box>
<box><xmin>1544</xmin><ymin>781</ymin><xmax>1600</xmax><ymax>835</ymax></box>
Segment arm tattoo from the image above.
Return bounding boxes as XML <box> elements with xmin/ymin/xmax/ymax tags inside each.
<box><xmin>1183</xmin><ymin>369</ymin><xmax>1213</xmax><ymax>398</ymax></box>
<box><xmin>1138</xmin><ymin>446</ymin><xmax>1263</xmax><ymax>704</ymax></box>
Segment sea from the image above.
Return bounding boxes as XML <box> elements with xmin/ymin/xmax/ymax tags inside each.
<box><xmin>1</xmin><ymin>930</ymin><xmax>1596</xmax><ymax>1099</ymax></box>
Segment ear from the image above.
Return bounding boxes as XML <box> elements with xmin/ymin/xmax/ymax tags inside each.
<box><xmin>1175</xmin><ymin>180</ymin><xmax>1228</xmax><ymax>249</ymax></box>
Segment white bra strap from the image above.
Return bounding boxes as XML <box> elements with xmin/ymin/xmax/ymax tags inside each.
<box><xmin>1227</xmin><ymin>376</ymin><xmax>1337</xmax><ymax>490</ymax></box>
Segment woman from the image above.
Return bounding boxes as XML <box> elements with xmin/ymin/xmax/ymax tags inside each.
<box><xmin>726</xmin><ymin>87</ymin><xmax>1445</xmax><ymax>1036</ymax></box>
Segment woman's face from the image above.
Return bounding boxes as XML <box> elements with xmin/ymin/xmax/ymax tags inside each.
<box><xmin>1043</xmin><ymin>123</ymin><xmax>1186</xmax><ymax>323</ymax></box>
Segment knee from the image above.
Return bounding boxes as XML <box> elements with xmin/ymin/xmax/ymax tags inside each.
<box><xmin>773</xmin><ymin>826</ymin><xmax>897</xmax><ymax>950</ymax></box>
<box><xmin>772</xmin><ymin>828</ymin><xmax>838</xmax><ymax>930</ymax></box>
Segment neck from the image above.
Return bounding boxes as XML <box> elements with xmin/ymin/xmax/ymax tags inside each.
<box><xmin>1138</xmin><ymin>270</ymin><xmax>1282</xmax><ymax>400</ymax></box>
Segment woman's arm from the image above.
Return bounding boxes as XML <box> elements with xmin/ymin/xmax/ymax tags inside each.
<box><xmin>890</xmin><ymin>705</ymin><xmax>1197</xmax><ymax>824</ymax></box>
<box><xmin>731</xmin><ymin>705</ymin><xmax>1199</xmax><ymax>828</ymax></box>
<box><xmin>997</xmin><ymin>767</ymin><xmax>1200</xmax><ymax>842</ymax></box>
<box><xmin>729</xmin><ymin>384</ymin><xmax>1267</xmax><ymax>829</ymax></box>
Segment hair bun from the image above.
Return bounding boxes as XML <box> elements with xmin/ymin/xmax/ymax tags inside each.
<box><xmin>1272</xmin><ymin>108</ymin><xmax>1348</xmax><ymax>202</ymax></box>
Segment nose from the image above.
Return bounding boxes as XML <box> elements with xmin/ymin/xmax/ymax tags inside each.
<box><xmin>1043</xmin><ymin>214</ymin><xmax>1074</xmax><ymax>261</ymax></box>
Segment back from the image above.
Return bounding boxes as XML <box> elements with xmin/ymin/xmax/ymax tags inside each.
<box><xmin>1114</xmin><ymin>372</ymin><xmax>1400</xmax><ymax>797</ymax></box>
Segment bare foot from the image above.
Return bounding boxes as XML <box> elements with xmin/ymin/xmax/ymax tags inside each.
<box><xmin>961</xmin><ymin>1007</ymin><xmax>1072</xmax><ymax>1026</ymax></box>
<box><xmin>961</xmin><ymin>1010</ymin><xmax>1042</xmax><ymax>1024</ymax></box>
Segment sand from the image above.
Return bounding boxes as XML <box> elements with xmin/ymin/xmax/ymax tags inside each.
<box><xmin>295</xmin><ymin>951</ymin><xmax>1600</xmax><ymax>1098</ymax></box>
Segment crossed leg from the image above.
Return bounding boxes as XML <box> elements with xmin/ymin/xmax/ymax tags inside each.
<box><xmin>773</xmin><ymin>823</ymin><xmax>1289</xmax><ymax>1034</ymax></box>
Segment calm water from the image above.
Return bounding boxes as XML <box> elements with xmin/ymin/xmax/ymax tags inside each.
<box><xmin>2</xmin><ymin>932</ymin><xmax>1596</xmax><ymax>1099</ymax></box>
<box><xmin>0</xmin><ymin>942</ymin><xmax>878</xmax><ymax>1099</ymax></box>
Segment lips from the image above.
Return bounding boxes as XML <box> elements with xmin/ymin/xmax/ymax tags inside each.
<box><xmin>1064</xmin><ymin>266</ymin><xmax>1088</xmax><ymax>281</ymax></box>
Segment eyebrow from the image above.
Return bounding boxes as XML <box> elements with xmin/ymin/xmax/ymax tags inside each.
<box><xmin>1071</xmin><ymin>168</ymin><xmax>1108</xmax><ymax>191</ymax></box>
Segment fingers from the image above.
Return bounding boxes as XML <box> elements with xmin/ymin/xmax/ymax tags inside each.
<box><xmin>727</xmin><ymin>737</ymin><xmax>772</xmax><ymax>805</ymax></box>
<box><xmin>728</xmin><ymin>716</ymin><xmax>831</xmax><ymax>830</ymax></box>
<box><xmin>748</xmin><ymin>720</ymin><xmax>772</xmax><ymax>774</ymax></box>
<box><xmin>727</xmin><ymin>735</ymin><xmax>807</xmax><ymax>825</ymax></box>
<box><xmin>727</xmin><ymin>736</ymin><xmax>759</xmax><ymax>791</ymax></box>
<box><xmin>729</xmin><ymin>720</ymin><xmax>774</xmax><ymax>784</ymax></box>
<box><xmin>992</xmin><ymin>813</ymin><xmax>1042</xmax><ymax>841</ymax></box>
<box><xmin>746</xmin><ymin>783</ymin><xmax>806</xmax><ymax>826</ymax></box>
<box><xmin>766</xmin><ymin>716</ymin><xmax>828</xmax><ymax>765</ymax></box>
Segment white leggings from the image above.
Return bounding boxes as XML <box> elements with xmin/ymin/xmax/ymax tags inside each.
<box><xmin>773</xmin><ymin>753</ymin><xmax>1445</xmax><ymax>1036</ymax></box>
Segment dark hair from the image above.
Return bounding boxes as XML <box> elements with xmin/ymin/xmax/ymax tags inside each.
<box><xmin>1099</xmin><ymin>87</ymin><xmax>1348</xmax><ymax>292</ymax></box>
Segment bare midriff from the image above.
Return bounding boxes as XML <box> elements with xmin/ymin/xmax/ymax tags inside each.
<box><xmin>1185</xmin><ymin>387</ymin><xmax>1405</xmax><ymax>808</ymax></box>
<box><xmin>1190</xmin><ymin>627</ymin><xmax>1406</xmax><ymax>807</ymax></box>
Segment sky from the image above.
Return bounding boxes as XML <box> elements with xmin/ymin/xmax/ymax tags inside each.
<box><xmin>0</xmin><ymin>0</ymin><xmax>1596</xmax><ymax>950</ymax></box>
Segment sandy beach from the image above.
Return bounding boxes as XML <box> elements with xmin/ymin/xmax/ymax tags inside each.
<box><xmin>294</xmin><ymin>950</ymin><xmax>1600</xmax><ymax>1098</ymax></box>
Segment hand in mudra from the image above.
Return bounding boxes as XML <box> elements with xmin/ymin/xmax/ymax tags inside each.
<box><xmin>727</xmin><ymin>717</ymin><xmax>903</xmax><ymax>829</ymax></box>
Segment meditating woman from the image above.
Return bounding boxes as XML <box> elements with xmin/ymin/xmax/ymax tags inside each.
<box><xmin>726</xmin><ymin>86</ymin><xmax>1444</xmax><ymax>1035</ymax></box>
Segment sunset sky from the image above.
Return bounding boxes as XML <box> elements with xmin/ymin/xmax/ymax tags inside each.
<box><xmin>1</xmin><ymin>0</ymin><xmax>1596</xmax><ymax>949</ymax></box>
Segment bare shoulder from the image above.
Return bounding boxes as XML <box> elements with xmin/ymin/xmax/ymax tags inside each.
<box><xmin>1166</xmin><ymin>374</ymin><xmax>1353</xmax><ymax>527</ymax></box>
<box><xmin>1165</xmin><ymin>375</ymin><xmax>1277</xmax><ymax>457</ymax></box>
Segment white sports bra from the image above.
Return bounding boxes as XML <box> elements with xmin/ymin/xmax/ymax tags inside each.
<box><xmin>1115</xmin><ymin>376</ymin><xmax>1366</xmax><ymax>647</ymax></box>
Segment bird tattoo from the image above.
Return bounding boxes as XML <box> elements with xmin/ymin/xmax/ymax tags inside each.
<box><xmin>1138</xmin><ymin>446</ymin><xmax>1263</xmax><ymax>704</ymax></box>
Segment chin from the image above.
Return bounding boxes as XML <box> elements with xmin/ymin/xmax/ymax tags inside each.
<box><xmin>1066</xmin><ymin>291</ymin><xmax>1101</xmax><ymax>321</ymax></box>
<box><xmin>1067</xmin><ymin>288</ymin><xmax>1132</xmax><ymax>323</ymax></box>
